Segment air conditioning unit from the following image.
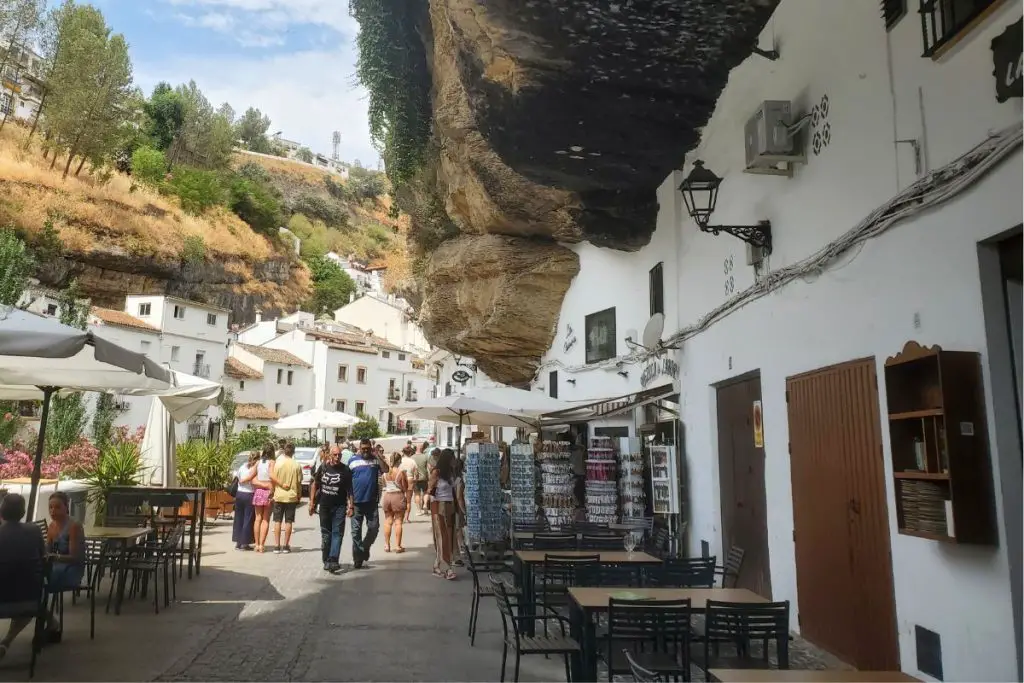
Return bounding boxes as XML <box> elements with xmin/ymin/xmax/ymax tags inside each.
<box><xmin>744</xmin><ymin>100</ymin><xmax>806</xmax><ymax>177</ymax></box>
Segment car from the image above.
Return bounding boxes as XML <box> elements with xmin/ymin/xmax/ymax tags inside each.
<box><xmin>293</xmin><ymin>446</ymin><xmax>319</xmax><ymax>495</ymax></box>
<box><xmin>230</xmin><ymin>450</ymin><xmax>256</xmax><ymax>475</ymax></box>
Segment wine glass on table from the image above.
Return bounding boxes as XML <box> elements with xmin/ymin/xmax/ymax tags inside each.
<box><xmin>623</xmin><ymin>531</ymin><xmax>637</xmax><ymax>555</ymax></box>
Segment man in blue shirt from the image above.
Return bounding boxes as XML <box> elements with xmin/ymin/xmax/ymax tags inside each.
<box><xmin>349</xmin><ymin>438</ymin><xmax>390</xmax><ymax>568</ymax></box>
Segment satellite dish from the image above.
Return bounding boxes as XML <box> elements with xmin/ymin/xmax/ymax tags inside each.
<box><xmin>641</xmin><ymin>313</ymin><xmax>665</xmax><ymax>350</ymax></box>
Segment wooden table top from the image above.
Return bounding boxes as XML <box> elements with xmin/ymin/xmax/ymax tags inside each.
<box><xmin>513</xmin><ymin>530</ymin><xmax>626</xmax><ymax>540</ymax></box>
<box><xmin>568</xmin><ymin>586</ymin><xmax>767</xmax><ymax>611</ymax></box>
<box><xmin>515</xmin><ymin>549</ymin><xmax>661</xmax><ymax>564</ymax></box>
<box><xmin>709</xmin><ymin>669</ymin><xmax>920</xmax><ymax>682</ymax></box>
<box><xmin>84</xmin><ymin>526</ymin><xmax>152</xmax><ymax>540</ymax></box>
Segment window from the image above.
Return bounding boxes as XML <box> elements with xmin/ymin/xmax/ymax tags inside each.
<box><xmin>355</xmin><ymin>401</ymin><xmax>365</xmax><ymax>416</ymax></box>
<box><xmin>585</xmin><ymin>307</ymin><xmax>617</xmax><ymax>364</ymax></box>
<box><xmin>549</xmin><ymin>370</ymin><xmax>558</xmax><ymax>399</ymax></box>
<box><xmin>137</xmin><ymin>303</ymin><xmax>151</xmax><ymax>316</ymax></box>
<box><xmin>0</xmin><ymin>93</ymin><xmax>11</xmax><ymax>117</ymax></box>
<box><xmin>173</xmin><ymin>304</ymin><xmax>185</xmax><ymax>320</ymax></box>
<box><xmin>287</xmin><ymin>370</ymin><xmax>293</xmax><ymax>385</ymax></box>
<box><xmin>170</xmin><ymin>346</ymin><xmax>180</xmax><ymax>362</ymax></box>
<box><xmin>45</xmin><ymin>303</ymin><xmax>57</xmax><ymax>316</ymax></box>
<box><xmin>297</xmin><ymin>404</ymin><xmax>303</xmax><ymax>413</ymax></box>
<box><xmin>381</xmin><ymin>350</ymin><xmax>391</xmax><ymax>359</ymax></box>
<box><xmin>276</xmin><ymin>368</ymin><xmax>283</xmax><ymax>384</ymax></box>
<box><xmin>919</xmin><ymin>0</ymin><xmax>999</xmax><ymax>57</ymax></box>
<box><xmin>398</xmin><ymin>353</ymin><xmax>406</xmax><ymax>361</ymax></box>
<box><xmin>649</xmin><ymin>262</ymin><xmax>664</xmax><ymax>316</ymax></box>
<box><xmin>239</xmin><ymin>380</ymin><xmax>245</xmax><ymax>390</ymax></box>
<box><xmin>445</xmin><ymin>382</ymin><xmax>452</xmax><ymax>396</ymax></box>
<box><xmin>356</xmin><ymin>367</ymin><xmax>367</xmax><ymax>383</ymax></box>
<box><xmin>274</xmin><ymin>402</ymin><xmax>281</xmax><ymax>413</ymax></box>
<box><xmin>337</xmin><ymin>365</ymin><xmax>349</xmax><ymax>382</ymax></box>
<box><xmin>206</xmin><ymin>313</ymin><xmax>217</xmax><ymax>326</ymax></box>
<box><xmin>336</xmin><ymin>400</ymin><xmax>347</xmax><ymax>413</ymax></box>
<box><xmin>140</xmin><ymin>340</ymin><xmax>152</xmax><ymax>356</ymax></box>
<box><xmin>447</xmin><ymin>426</ymin><xmax>454</xmax><ymax>446</ymax></box>
<box><xmin>881</xmin><ymin>0</ymin><xmax>908</xmax><ymax>30</ymax></box>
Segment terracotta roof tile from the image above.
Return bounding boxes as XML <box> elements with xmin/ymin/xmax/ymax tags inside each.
<box><xmin>237</xmin><ymin>343</ymin><xmax>311</xmax><ymax>367</ymax></box>
<box><xmin>224</xmin><ymin>357</ymin><xmax>262</xmax><ymax>380</ymax></box>
<box><xmin>89</xmin><ymin>307</ymin><xmax>159</xmax><ymax>333</ymax></box>
<box><xmin>236</xmin><ymin>403</ymin><xmax>279</xmax><ymax>421</ymax></box>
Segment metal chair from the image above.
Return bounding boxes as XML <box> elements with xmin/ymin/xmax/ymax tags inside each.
<box><xmin>715</xmin><ymin>545</ymin><xmax>746</xmax><ymax>588</ymax></box>
<box><xmin>695</xmin><ymin>600</ymin><xmax>790</xmax><ymax>678</ymax></box>
<box><xmin>645</xmin><ymin>526</ymin><xmax>671</xmax><ymax>558</ymax></box>
<box><xmin>533</xmin><ymin>533</ymin><xmax>577</xmax><ymax>550</ymax></box>
<box><xmin>603</xmin><ymin>597</ymin><xmax>692</xmax><ymax>681</ymax></box>
<box><xmin>579</xmin><ymin>534</ymin><xmax>627</xmax><ymax>551</ymax></box>
<box><xmin>579</xmin><ymin>564</ymin><xmax>643</xmax><ymax>588</ymax></box>
<box><xmin>623</xmin><ymin>649</ymin><xmax>668</xmax><ymax>682</ymax></box>
<box><xmin>0</xmin><ymin>556</ymin><xmax>48</xmax><ymax>678</ymax></box>
<box><xmin>645</xmin><ymin>557</ymin><xmax>716</xmax><ymax>588</ymax></box>
<box><xmin>49</xmin><ymin>539</ymin><xmax>107</xmax><ymax>640</ymax></box>
<box><xmin>463</xmin><ymin>543</ymin><xmax>517</xmax><ymax>647</ymax></box>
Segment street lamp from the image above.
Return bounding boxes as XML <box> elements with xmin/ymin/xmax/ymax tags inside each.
<box><xmin>678</xmin><ymin>160</ymin><xmax>772</xmax><ymax>254</ymax></box>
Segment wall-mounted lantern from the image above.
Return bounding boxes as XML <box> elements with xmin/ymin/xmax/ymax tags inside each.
<box><xmin>679</xmin><ymin>160</ymin><xmax>773</xmax><ymax>254</ymax></box>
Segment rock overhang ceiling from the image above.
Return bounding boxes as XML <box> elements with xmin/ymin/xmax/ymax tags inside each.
<box><xmin>370</xmin><ymin>0</ymin><xmax>780</xmax><ymax>384</ymax></box>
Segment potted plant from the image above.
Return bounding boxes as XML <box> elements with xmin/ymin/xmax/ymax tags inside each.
<box><xmin>83</xmin><ymin>441</ymin><xmax>145</xmax><ymax>525</ymax></box>
<box><xmin>176</xmin><ymin>441</ymin><xmax>234</xmax><ymax>520</ymax></box>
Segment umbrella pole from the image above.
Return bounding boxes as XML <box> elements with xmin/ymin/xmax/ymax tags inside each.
<box><xmin>27</xmin><ymin>386</ymin><xmax>57</xmax><ymax>521</ymax></box>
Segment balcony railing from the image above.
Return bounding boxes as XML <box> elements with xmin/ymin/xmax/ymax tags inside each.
<box><xmin>193</xmin><ymin>363</ymin><xmax>211</xmax><ymax>378</ymax></box>
<box><xmin>430</xmin><ymin>386</ymin><xmax>438</xmax><ymax>399</ymax></box>
<box><xmin>387</xmin><ymin>387</ymin><xmax>401</xmax><ymax>401</ymax></box>
<box><xmin>404</xmin><ymin>389</ymin><xmax>418</xmax><ymax>402</ymax></box>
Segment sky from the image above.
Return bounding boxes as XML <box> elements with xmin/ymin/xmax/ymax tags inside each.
<box><xmin>91</xmin><ymin>0</ymin><xmax>379</xmax><ymax>165</ymax></box>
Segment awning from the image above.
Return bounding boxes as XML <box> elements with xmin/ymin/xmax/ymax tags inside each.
<box><xmin>542</xmin><ymin>383</ymin><xmax>676</xmax><ymax>421</ymax></box>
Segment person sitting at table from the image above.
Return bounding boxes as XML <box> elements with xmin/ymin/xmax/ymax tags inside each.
<box><xmin>0</xmin><ymin>493</ymin><xmax>50</xmax><ymax>660</ymax></box>
<box><xmin>44</xmin><ymin>492</ymin><xmax>85</xmax><ymax>634</ymax></box>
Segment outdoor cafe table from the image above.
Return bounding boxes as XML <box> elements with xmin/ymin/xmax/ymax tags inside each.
<box><xmin>512</xmin><ymin>550</ymin><xmax>662</xmax><ymax>637</ymax></box>
<box><xmin>84</xmin><ymin>526</ymin><xmax>153</xmax><ymax>615</ymax></box>
<box><xmin>709</xmin><ymin>670</ymin><xmax>921</xmax><ymax>682</ymax></box>
<box><xmin>568</xmin><ymin>587</ymin><xmax>768</xmax><ymax>683</ymax></box>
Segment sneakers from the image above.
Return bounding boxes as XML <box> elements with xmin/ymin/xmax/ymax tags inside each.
<box><xmin>283</xmin><ymin>546</ymin><xmax>291</xmax><ymax>554</ymax></box>
<box><xmin>273</xmin><ymin>546</ymin><xmax>282</xmax><ymax>554</ymax></box>
<box><xmin>352</xmin><ymin>548</ymin><xmax>366</xmax><ymax>569</ymax></box>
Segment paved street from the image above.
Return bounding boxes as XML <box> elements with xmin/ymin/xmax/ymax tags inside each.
<box><xmin>0</xmin><ymin>511</ymin><xmax>566</xmax><ymax>682</ymax></box>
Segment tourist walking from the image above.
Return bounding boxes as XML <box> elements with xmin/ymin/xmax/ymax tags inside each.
<box><xmin>271</xmin><ymin>443</ymin><xmax>303</xmax><ymax>554</ymax></box>
<box><xmin>381</xmin><ymin>452</ymin><xmax>409</xmax><ymax>552</ymax></box>
<box><xmin>399</xmin><ymin>447</ymin><xmax>418</xmax><ymax>523</ymax></box>
<box><xmin>412</xmin><ymin>443</ymin><xmax>430</xmax><ymax>516</ymax></box>
<box><xmin>349</xmin><ymin>438</ymin><xmax>390</xmax><ymax>569</ymax></box>
<box><xmin>232</xmin><ymin>452</ymin><xmax>258</xmax><ymax>550</ymax></box>
<box><xmin>309</xmin><ymin>445</ymin><xmax>353</xmax><ymax>572</ymax></box>
<box><xmin>427</xmin><ymin>448</ymin><xmax>458</xmax><ymax>580</ymax></box>
<box><xmin>252</xmin><ymin>444</ymin><xmax>275</xmax><ymax>553</ymax></box>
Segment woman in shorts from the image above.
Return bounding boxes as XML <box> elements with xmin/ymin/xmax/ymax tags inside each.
<box><xmin>251</xmin><ymin>444</ymin><xmax>276</xmax><ymax>553</ymax></box>
<box><xmin>380</xmin><ymin>451</ymin><xmax>408</xmax><ymax>553</ymax></box>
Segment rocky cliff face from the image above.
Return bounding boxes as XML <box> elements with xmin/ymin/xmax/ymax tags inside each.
<box><xmin>380</xmin><ymin>0</ymin><xmax>779</xmax><ymax>384</ymax></box>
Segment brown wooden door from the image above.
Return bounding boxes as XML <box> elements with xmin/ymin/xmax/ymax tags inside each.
<box><xmin>717</xmin><ymin>374</ymin><xmax>772</xmax><ymax>598</ymax></box>
<box><xmin>786</xmin><ymin>358</ymin><xmax>900</xmax><ymax>670</ymax></box>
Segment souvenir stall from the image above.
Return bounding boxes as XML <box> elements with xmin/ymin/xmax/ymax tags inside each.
<box><xmin>617</xmin><ymin>437</ymin><xmax>646</xmax><ymax>520</ymax></box>
<box><xmin>509</xmin><ymin>440</ymin><xmax>538</xmax><ymax>526</ymax></box>
<box><xmin>463</xmin><ymin>435</ymin><xmax>505</xmax><ymax>543</ymax></box>
<box><xmin>585</xmin><ymin>435</ymin><xmax>618</xmax><ymax>524</ymax></box>
<box><xmin>538</xmin><ymin>440</ymin><xmax>574</xmax><ymax>528</ymax></box>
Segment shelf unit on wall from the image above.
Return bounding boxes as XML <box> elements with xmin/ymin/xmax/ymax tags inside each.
<box><xmin>884</xmin><ymin>341</ymin><xmax>997</xmax><ymax>545</ymax></box>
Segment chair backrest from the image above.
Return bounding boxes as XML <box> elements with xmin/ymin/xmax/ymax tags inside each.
<box><xmin>623</xmin><ymin>648</ymin><xmax>668</xmax><ymax>683</ymax></box>
<box><xmin>646</xmin><ymin>526</ymin><xmax>670</xmax><ymax>557</ymax></box>
<box><xmin>704</xmin><ymin>600</ymin><xmax>790</xmax><ymax>666</ymax></box>
<box><xmin>541</xmin><ymin>554</ymin><xmax>600</xmax><ymax>599</ymax></box>
<box><xmin>646</xmin><ymin>556</ymin><xmax>716</xmax><ymax>588</ymax></box>
<box><xmin>32</xmin><ymin>519</ymin><xmax>47</xmax><ymax>537</ymax></box>
<box><xmin>533</xmin><ymin>533</ymin><xmax>576</xmax><ymax>550</ymax></box>
<box><xmin>512</xmin><ymin>521</ymin><xmax>548</xmax><ymax>533</ymax></box>
<box><xmin>608</xmin><ymin>597</ymin><xmax>691</xmax><ymax>651</ymax></box>
<box><xmin>163</xmin><ymin>521</ymin><xmax>186</xmax><ymax>550</ymax></box>
<box><xmin>579</xmin><ymin>564</ymin><xmax>642</xmax><ymax>588</ymax></box>
<box><xmin>579</xmin><ymin>534</ymin><xmax>625</xmax><ymax>551</ymax></box>
<box><xmin>720</xmin><ymin>545</ymin><xmax>746</xmax><ymax>588</ymax></box>
<box><xmin>488</xmin><ymin>572</ymin><xmax>520</xmax><ymax>642</ymax></box>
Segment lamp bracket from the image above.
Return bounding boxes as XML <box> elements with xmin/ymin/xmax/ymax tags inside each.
<box><xmin>751</xmin><ymin>45</ymin><xmax>780</xmax><ymax>61</ymax></box>
<box><xmin>700</xmin><ymin>220</ymin><xmax>773</xmax><ymax>254</ymax></box>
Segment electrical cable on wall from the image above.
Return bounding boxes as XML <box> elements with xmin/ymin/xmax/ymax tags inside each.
<box><xmin>534</xmin><ymin>122</ymin><xmax>1022</xmax><ymax>380</ymax></box>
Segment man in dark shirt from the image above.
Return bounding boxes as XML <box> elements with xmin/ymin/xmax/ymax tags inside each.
<box><xmin>309</xmin><ymin>446</ymin><xmax>353</xmax><ymax>573</ymax></box>
<box><xmin>349</xmin><ymin>438</ymin><xmax>390</xmax><ymax>569</ymax></box>
<box><xmin>0</xmin><ymin>493</ymin><xmax>46</xmax><ymax>659</ymax></box>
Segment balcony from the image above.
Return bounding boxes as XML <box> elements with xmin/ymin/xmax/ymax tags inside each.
<box><xmin>404</xmin><ymin>389</ymin><xmax>418</xmax><ymax>402</ymax></box>
<box><xmin>193</xmin><ymin>363</ymin><xmax>211</xmax><ymax>378</ymax></box>
<box><xmin>430</xmin><ymin>386</ymin><xmax>439</xmax><ymax>399</ymax></box>
<box><xmin>387</xmin><ymin>387</ymin><xmax>401</xmax><ymax>402</ymax></box>
<box><xmin>186</xmin><ymin>418</ymin><xmax>208</xmax><ymax>441</ymax></box>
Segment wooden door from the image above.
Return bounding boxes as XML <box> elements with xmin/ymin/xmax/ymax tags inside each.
<box><xmin>787</xmin><ymin>358</ymin><xmax>900</xmax><ymax>670</ymax></box>
<box><xmin>716</xmin><ymin>374</ymin><xmax>772</xmax><ymax>598</ymax></box>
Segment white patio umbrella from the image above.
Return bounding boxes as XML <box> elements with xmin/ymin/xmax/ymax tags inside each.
<box><xmin>0</xmin><ymin>306</ymin><xmax>175</xmax><ymax>514</ymax></box>
<box><xmin>387</xmin><ymin>394</ymin><xmax>547</xmax><ymax>453</ymax></box>
<box><xmin>272</xmin><ymin>408</ymin><xmax>361</xmax><ymax>431</ymax></box>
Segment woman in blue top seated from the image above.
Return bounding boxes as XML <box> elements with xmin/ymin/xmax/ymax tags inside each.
<box><xmin>46</xmin><ymin>492</ymin><xmax>85</xmax><ymax>596</ymax></box>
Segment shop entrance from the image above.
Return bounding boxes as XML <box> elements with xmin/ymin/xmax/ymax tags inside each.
<box><xmin>715</xmin><ymin>372</ymin><xmax>772</xmax><ymax>598</ymax></box>
<box><xmin>786</xmin><ymin>358</ymin><xmax>899</xmax><ymax>670</ymax></box>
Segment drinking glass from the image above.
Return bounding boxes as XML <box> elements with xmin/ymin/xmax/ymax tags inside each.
<box><xmin>623</xmin><ymin>531</ymin><xmax>637</xmax><ymax>554</ymax></box>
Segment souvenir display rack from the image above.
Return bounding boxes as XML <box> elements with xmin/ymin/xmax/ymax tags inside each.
<box><xmin>509</xmin><ymin>441</ymin><xmax>538</xmax><ymax>526</ymax></box>
<box><xmin>585</xmin><ymin>436</ymin><xmax>619</xmax><ymax>524</ymax></box>
<box><xmin>464</xmin><ymin>441</ymin><xmax>504</xmax><ymax>543</ymax></box>
<box><xmin>538</xmin><ymin>440</ymin><xmax>574</xmax><ymax>528</ymax></box>
<box><xmin>649</xmin><ymin>444</ymin><xmax>679</xmax><ymax>514</ymax></box>
<box><xmin>617</xmin><ymin>437</ymin><xmax>646</xmax><ymax>520</ymax></box>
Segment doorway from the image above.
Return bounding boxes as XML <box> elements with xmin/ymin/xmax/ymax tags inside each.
<box><xmin>716</xmin><ymin>372</ymin><xmax>772</xmax><ymax>598</ymax></box>
<box><xmin>786</xmin><ymin>358</ymin><xmax>899</xmax><ymax>670</ymax></box>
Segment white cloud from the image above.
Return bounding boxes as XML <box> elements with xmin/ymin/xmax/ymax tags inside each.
<box><xmin>162</xmin><ymin>0</ymin><xmax>357</xmax><ymax>39</ymax></box>
<box><xmin>135</xmin><ymin>49</ymin><xmax>380</xmax><ymax>165</ymax></box>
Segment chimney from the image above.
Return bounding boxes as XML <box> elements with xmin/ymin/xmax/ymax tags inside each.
<box><xmin>255</xmin><ymin>310</ymin><xmax>262</xmax><ymax>323</ymax></box>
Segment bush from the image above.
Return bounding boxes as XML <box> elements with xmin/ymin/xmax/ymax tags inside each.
<box><xmin>181</xmin><ymin>235</ymin><xmax>206</xmax><ymax>265</ymax></box>
<box><xmin>228</xmin><ymin>176</ymin><xmax>282</xmax><ymax>234</ymax></box>
<box><xmin>131</xmin><ymin>146</ymin><xmax>167</xmax><ymax>186</ymax></box>
<box><xmin>324</xmin><ymin>175</ymin><xmax>351</xmax><ymax>202</ymax></box>
<box><xmin>291</xmin><ymin>194</ymin><xmax>346</xmax><ymax>227</ymax></box>
<box><xmin>348</xmin><ymin>166</ymin><xmax>387</xmax><ymax>200</ymax></box>
<box><xmin>167</xmin><ymin>167</ymin><xmax>224</xmax><ymax>215</ymax></box>
<box><xmin>232</xmin><ymin>425</ymin><xmax>273</xmax><ymax>453</ymax></box>
<box><xmin>350</xmin><ymin>415</ymin><xmax>383</xmax><ymax>440</ymax></box>
<box><xmin>176</xmin><ymin>440</ymin><xmax>234</xmax><ymax>491</ymax></box>
<box><xmin>236</xmin><ymin>162</ymin><xmax>272</xmax><ymax>185</ymax></box>
<box><xmin>0</xmin><ymin>229</ymin><xmax>34</xmax><ymax>306</ymax></box>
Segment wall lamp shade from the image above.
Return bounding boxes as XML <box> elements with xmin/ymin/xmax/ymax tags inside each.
<box><xmin>678</xmin><ymin>160</ymin><xmax>772</xmax><ymax>254</ymax></box>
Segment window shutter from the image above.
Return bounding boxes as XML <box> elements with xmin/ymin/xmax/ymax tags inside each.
<box><xmin>881</xmin><ymin>0</ymin><xmax>906</xmax><ymax>30</ymax></box>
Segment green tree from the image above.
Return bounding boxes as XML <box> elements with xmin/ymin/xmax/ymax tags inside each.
<box><xmin>166</xmin><ymin>167</ymin><xmax>223</xmax><ymax>214</ymax></box>
<box><xmin>130</xmin><ymin>145</ymin><xmax>166</xmax><ymax>185</ymax></box>
<box><xmin>0</xmin><ymin>229</ymin><xmax>34</xmax><ymax>306</ymax></box>
<box><xmin>348</xmin><ymin>165</ymin><xmax>387</xmax><ymax>200</ymax></box>
<box><xmin>295</xmin><ymin>146</ymin><xmax>313</xmax><ymax>163</ymax></box>
<box><xmin>143</xmin><ymin>82</ymin><xmax>184</xmax><ymax>151</ymax></box>
<box><xmin>235</xmin><ymin>106</ymin><xmax>271</xmax><ymax>153</ymax></box>
<box><xmin>220</xmin><ymin>389</ymin><xmax>236</xmax><ymax>440</ymax></box>
<box><xmin>305</xmin><ymin>254</ymin><xmax>357</xmax><ymax>316</ymax></box>
<box><xmin>47</xmin><ymin>280</ymin><xmax>89</xmax><ymax>456</ymax></box>
<box><xmin>350</xmin><ymin>415</ymin><xmax>382</xmax><ymax>440</ymax></box>
<box><xmin>165</xmin><ymin>81</ymin><xmax>233</xmax><ymax>170</ymax></box>
<box><xmin>91</xmin><ymin>392</ymin><xmax>117</xmax><ymax>452</ymax></box>
<box><xmin>227</xmin><ymin>175</ymin><xmax>281</xmax><ymax>234</ymax></box>
<box><xmin>0</xmin><ymin>0</ymin><xmax>45</xmax><ymax>132</ymax></box>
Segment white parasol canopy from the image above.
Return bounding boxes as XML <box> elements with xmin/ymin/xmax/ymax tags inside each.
<box><xmin>387</xmin><ymin>394</ymin><xmax>541</xmax><ymax>429</ymax></box>
<box><xmin>272</xmin><ymin>407</ymin><xmax>360</xmax><ymax>431</ymax></box>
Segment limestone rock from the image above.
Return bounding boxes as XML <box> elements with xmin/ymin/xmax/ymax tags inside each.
<box><xmin>419</xmin><ymin>234</ymin><xmax>579</xmax><ymax>384</ymax></box>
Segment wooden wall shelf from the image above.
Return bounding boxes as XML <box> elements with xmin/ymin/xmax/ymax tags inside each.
<box><xmin>884</xmin><ymin>341</ymin><xmax>997</xmax><ymax>545</ymax></box>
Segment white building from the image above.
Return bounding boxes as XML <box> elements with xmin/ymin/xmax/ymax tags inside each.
<box><xmin>333</xmin><ymin>292</ymin><xmax>429</xmax><ymax>355</ymax></box>
<box><xmin>222</xmin><ymin>342</ymin><xmax>315</xmax><ymax>432</ymax></box>
<box><xmin>324</xmin><ymin>253</ymin><xmax>386</xmax><ymax>296</ymax></box>
<box><xmin>427</xmin><ymin>350</ymin><xmax>521</xmax><ymax>449</ymax></box>
<box><xmin>529</xmin><ymin>2</ymin><xmax>1022</xmax><ymax>680</ymax></box>
<box><xmin>0</xmin><ymin>44</ymin><xmax>44</xmax><ymax>125</ymax></box>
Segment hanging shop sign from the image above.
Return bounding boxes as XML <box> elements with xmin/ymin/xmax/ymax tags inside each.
<box><xmin>992</xmin><ymin>18</ymin><xmax>1022</xmax><ymax>103</ymax></box>
<box><xmin>563</xmin><ymin>323</ymin><xmax>578</xmax><ymax>353</ymax></box>
<box><xmin>639</xmin><ymin>357</ymin><xmax>679</xmax><ymax>389</ymax></box>
<box><xmin>452</xmin><ymin>369</ymin><xmax>472</xmax><ymax>384</ymax></box>
<box><xmin>752</xmin><ymin>400</ymin><xmax>764</xmax><ymax>448</ymax></box>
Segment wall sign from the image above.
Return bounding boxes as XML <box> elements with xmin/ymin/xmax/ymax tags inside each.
<box><xmin>451</xmin><ymin>369</ymin><xmax>471</xmax><ymax>384</ymax></box>
<box><xmin>563</xmin><ymin>323</ymin><xmax>577</xmax><ymax>353</ymax></box>
<box><xmin>752</xmin><ymin>400</ymin><xmax>764</xmax><ymax>448</ymax></box>
<box><xmin>585</xmin><ymin>308</ymin><xmax>617</xmax><ymax>363</ymax></box>
<box><xmin>992</xmin><ymin>18</ymin><xmax>1022</xmax><ymax>103</ymax></box>
<box><xmin>639</xmin><ymin>357</ymin><xmax>679</xmax><ymax>389</ymax></box>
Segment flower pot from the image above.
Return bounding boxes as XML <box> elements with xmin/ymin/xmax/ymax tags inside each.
<box><xmin>177</xmin><ymin>501</ymin><xmax>194</xmax><ymax>518</ymax></box>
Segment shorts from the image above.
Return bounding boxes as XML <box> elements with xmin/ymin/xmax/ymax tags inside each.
<box><xmin>253</xmin><ymin>488</ymin><xmax>271</xmax><ymax>507</ymax></box>
<box><xmin>272</xmin><ymin>501</ymin><xmax>298</xmax><ymax>524</ymax></box>
<box><xmin>382</xmin><ymin>492</ymin><xmax>407</xmax><ymax>516</ymax></box>
<box><xmin>414</xmin><ymin>480</ymin><xmax>428</xmax><ymax>493</ymax></box>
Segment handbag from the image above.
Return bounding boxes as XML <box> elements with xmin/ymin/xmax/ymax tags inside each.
<box><xmin>227</xmin><ymin>476</ymin><xmax>239</xmax><ymax>498</ymax></box>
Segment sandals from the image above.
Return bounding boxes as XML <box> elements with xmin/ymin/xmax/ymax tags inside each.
<box><xmin>444</xmin><ymin>569</ymin><xmax>457</xmax><ymax>581</ymax></box>
<box><xmin>394</xmin><ymin>547</ymin><xmax>405</xmax><ymax>554</ymax></box>
<box><xmin>384</xmin><ymin>546</ymin><xmax>391</xmax><ymax>553</ymax></box>
<box><xmin>432</xmin><ymin>567</ymin><xmax>445</xmax><ymax>578</ymax></box>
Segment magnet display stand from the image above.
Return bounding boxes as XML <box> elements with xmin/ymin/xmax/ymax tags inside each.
<box><xmin>618</xmin><ymin>437</ymin><xmax>646</xmax><ymax>520</ymax></box>
<box><xmin>538</xmin><ymin>440</ymin><xmax>574</xmax><ymax>528</ymax></box>
<box><xmin>509</xmin><ymin>442</ymin><xmax>537</xmax><ymax>526</ymax></box>
<box><xmin>464</xmin><ymin>441</ymin><xmax>504</xmax><ymax>543</ymax></box>
<box><xmin>585</xmin><ymin>436</ymin><xmax>619</xmax><ymax>524</ymax></box>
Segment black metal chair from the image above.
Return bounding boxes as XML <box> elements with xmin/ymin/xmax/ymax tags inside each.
<box><xmin>48</xmin><ymin>539</ymin><xmax>107</xmax><ymax>640</ymax></box>
<box><xmin>602</xmin><ymin>597</ymin><xmax>692</xmax><ymax>681</ymax></box>
<box><xmin>645</xmin><ymin>526</ymin><xmax>671</xmax><ymax>558</ymax></box>
<box><xmin>533</xmin><ymin>533</ymin><xmax>577</xmax><ymax>551</ymax></box>
<box><xmin>645</xmin><ymin>557</ymin><xmax>716</xmax><ymax>588</ymax></box>
<box><xmin>463</xmin><ymin>543</ymin><xmax>518</xmax><ymax>647</ymax></box>
<box><xmin>0</xmin><ymin>556</ymin><xmax>49</xmax><ymax>678</ymax></box>
<box><xmin>579</xmin><ymin>534</ymin><xmax>626</xmax><ymax>551</ymax></box>
<box><xmin>539</xmin><ymin>554</ymin><xmax>599</xmax><ymax>640</ymax></box>
<box><xmin>121</xmin><ymin>523</ymin><xmax>184</xmax><ymax>613</ymax></box>
<box><xmin>715</xmin><ymin>546</ymin><xmax>746</xmax><ymax>588</ymax></box>
<box><xmin>694</xmin><ymin>600</ymin><xmax>790</xmax><ymax>678</ymax></box>
<box><xmin>490</xmin><ymin>573</ymin><xmax>580</xmax><ymax>682</ymax></box>
<box><xmin>623</xmin><ymin>649</ymin><xmax>668</xmax><ymax>682</ymax></box>
<box><xmin>579</xmin><ymin>564</ymin><xmax>643</xmax><ymax>588</ymax></box>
